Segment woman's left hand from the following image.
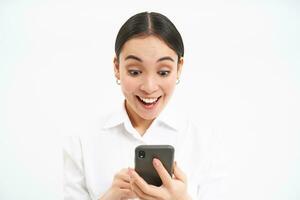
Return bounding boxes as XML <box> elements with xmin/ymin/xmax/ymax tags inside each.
<box><xmin>129</xmin><ymin>158</ymin><xmax>191</xmax><ymax>200</ymax></box>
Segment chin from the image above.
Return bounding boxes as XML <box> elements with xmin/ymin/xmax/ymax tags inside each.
<box><xmin>139</xmin><ymin>113</ymin><xmax>158</xmax><ymax>121</ymax></box>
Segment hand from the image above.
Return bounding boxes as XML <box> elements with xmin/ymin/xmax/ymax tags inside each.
<box><xmin>99</xmin><ymin>168</ymin><xmax>137</xmax><ymax>200</ymax></box>
<box><xmin>129</xmin><ymin>159</ymin><xmax>191</xmax><ymax>200</ymax></box>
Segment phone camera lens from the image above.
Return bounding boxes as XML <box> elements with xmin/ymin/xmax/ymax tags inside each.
<box><xmin>138</xmin><ymin>150</ymin><xmax>145</xmax><ymax>158</ymax></box>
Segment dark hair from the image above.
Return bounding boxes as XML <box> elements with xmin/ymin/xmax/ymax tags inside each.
<box><xmin>115</xmin><ymin>12</ymin><xmax>184</xmax><ymax>62</ymax></box>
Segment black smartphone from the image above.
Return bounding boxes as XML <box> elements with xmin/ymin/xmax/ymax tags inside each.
<box><xmin>134</xmin><ymin>145</ymin><xmax>174</xmax><ymax>186</ymax></box>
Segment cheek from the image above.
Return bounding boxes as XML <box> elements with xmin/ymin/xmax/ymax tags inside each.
<box><xmin>163</xmin><ymin>80</ymin><xmax>177</xmax><ymax>95</ymax></box>
<box><xmin>121</xmin><ymin>78</ymin><xmax>138</xmax><ymax>95</ymax></box>
<box><xmin>119</xmin><ymin>68</ymin><xmax>137</xmax><ymax>95</ymax></box>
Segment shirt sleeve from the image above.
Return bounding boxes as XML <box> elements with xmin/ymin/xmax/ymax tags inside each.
<box><xmin>63</xmin><ymin>136</ymin><xmax>92</xmax><ymax>200</ymax></box>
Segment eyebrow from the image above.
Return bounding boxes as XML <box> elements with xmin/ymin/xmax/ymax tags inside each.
<box><xmin>125</xmin><ymin>55</ymin><xmax>143</xmax><ymax>62</ymax></box>
<box><xmin>124</xmin><ymin>55</ymin><xmax>175</xmax><ymax>63</ymax></box>
<box><xmin>157</xmin><ymin>56</ymin><xmax>175</xmax><ymax>63</ymax></box>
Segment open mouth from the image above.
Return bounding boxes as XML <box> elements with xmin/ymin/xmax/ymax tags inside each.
<box><xmin>136</xmin><ymin>96</ymin><xmax>161</xmax><ymax>106</ymax></box>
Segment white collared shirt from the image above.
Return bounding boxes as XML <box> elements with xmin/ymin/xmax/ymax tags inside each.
<box><xmin>63</xmin><ymin>101</ymin><xmax>226</xmax><ymax>200</ymax></box>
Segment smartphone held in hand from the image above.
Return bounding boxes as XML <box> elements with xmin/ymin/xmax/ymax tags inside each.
<box><xmin>134</xmin><ymin>145</ymin><xmax>175</xmax><ymax>186</ymax></box>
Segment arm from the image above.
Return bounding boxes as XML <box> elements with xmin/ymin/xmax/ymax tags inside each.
<box><xmin>64</xmin><ymin>136</ymin><xmax>136</xmax><ymax>200</ymax></box>
<box><xmin>63</xmin><ymin>136</ymin><xmax>91</xmax><ymax>200</ymax></box>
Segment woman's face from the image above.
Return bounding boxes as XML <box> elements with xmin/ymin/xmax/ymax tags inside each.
<box><xmin>114</xmin><ymin>35</ymin><xmax>183</xmax><ymax>122</ymax></box>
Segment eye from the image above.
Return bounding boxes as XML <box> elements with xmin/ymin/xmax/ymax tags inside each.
<box><xmin>128</xmin><ymin>70</ymin><xmax>142</xmax><ymax>76</ymax></box>
<box><xmin>158</xmin><ymin>70</ymin><xmax>170</xmax><ymax>77</ymax></box>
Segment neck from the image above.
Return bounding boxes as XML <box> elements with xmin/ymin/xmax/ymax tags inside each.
<box><xmin>125</xmin><ymin>101</ymin><xmax>154</xmax><ymax>136</ymax></box>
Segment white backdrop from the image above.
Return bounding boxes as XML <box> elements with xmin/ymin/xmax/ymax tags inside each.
<box><xmin>0</xmin><ymin>0</ymin><xmax>299</xmax><ymax>199</ymax></box>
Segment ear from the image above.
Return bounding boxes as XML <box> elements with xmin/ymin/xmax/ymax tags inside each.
<box><xmin>177</xmin><ymin>57</ymin><xmax>184</xmax><ymax>79</ymax></box>
<box><xmin>113</xmin><ymin>56</ymin><xmax>120</xmax><ymax>80</ymax></box>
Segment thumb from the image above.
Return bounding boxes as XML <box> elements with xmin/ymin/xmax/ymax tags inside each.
<box><xmin>173</xmin><ymin>161</ymin><xmax>187</xmax><ymax>183</ymax></box>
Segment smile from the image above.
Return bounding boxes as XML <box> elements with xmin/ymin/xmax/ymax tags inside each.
<box><xmin>136</xmin><ymin>96</ymin><xmax>161</xmax><ymax>106</ymax></box>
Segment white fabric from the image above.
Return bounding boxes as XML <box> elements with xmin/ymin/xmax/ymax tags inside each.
<box><xmin>63</xmin><ymin>101</ymin><xmax>226</xmax><ymax>200</ymax></box>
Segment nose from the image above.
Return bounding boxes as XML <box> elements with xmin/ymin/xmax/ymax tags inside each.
<box><xmin>140</xmin><ymin>76</ymin><xmax>159</xmax><ymax>94</ymax></box>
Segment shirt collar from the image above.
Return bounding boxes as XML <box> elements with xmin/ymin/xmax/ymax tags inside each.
<box><xmin>102</xmin><ymin>99</ymin><xmax>185</xmax><ymax>131</ymax></box>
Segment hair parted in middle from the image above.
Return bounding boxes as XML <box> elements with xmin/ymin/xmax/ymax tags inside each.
<box><xmin>114</xmin><ymin>11</ymin><xmax>184</xmax><ymax>62</ymax></box>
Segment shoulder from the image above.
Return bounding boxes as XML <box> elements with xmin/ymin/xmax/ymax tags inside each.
<box><xmin>63</xmin><ymin>135</ymin><xmax>83</xmax><ymax>164</ymax></box>
<box><xmin>62</xmin><ymin>114</ymin><xmax>113</xmax><ymax>151</ymax></box>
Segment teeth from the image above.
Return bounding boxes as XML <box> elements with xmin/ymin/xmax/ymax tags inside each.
<box><xmin>139</xmin><ymin>96</ymin><xmax>158</xmax><ymax>104</ymax></box>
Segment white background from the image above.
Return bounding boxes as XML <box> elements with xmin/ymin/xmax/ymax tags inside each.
<box><xmin>0</xmin><ymin>0</ymin><xmax>299</xmax><ymax>199</ymax></box>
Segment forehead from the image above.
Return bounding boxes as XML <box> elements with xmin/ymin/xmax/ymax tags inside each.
<box><xmin>119</xmin><ymin>35</ymin><xmax>177</xmax><ymax>61</ymax></box>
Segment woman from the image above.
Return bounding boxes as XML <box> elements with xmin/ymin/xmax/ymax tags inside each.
<box><xmin>64</xmin><ymin>11</ymin><xmax>224</xmax><ymax>200</ymax></box>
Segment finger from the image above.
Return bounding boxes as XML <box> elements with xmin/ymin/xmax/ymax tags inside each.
<box><xmin>173</xmin><ymin>161</ymin><xmax>187</xmax><ymax>183</ymax></box>
<box><xmin>131</xmin><ymin>182</ymin><xmax>157</xmax><ymax>200</ymax></box>
<box><xmin>114</xmin><ymin>179</ymin><xmax>132</xmax><ymax>189</ymax></box>
<box><xmin>129</xmin><ymin>168</ymin><xmax>161</xmax><ymax>196</ymax></box>
<box><xmin>119</xmin><ymin>174</ymin><xmax>131</xmax><ymax>183</ymax></box>
<box><xmin>152</xmin><ymin>158</ymin><xmax>172</xmax><ymax>188</ymax></box>
<box><xmin>115</xmin><ymin>169</ymin><xmax>131</xmax><ymax>182</ymax></box>
<box><xmin>119</xmin><ymin>188</ymin><xmax>137</xmax><ymax>199</ymax></box>
<box><xmin>131</xmin><ymin>181</ymin><xmax>148</xmax><ymax>199</ymax></box>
